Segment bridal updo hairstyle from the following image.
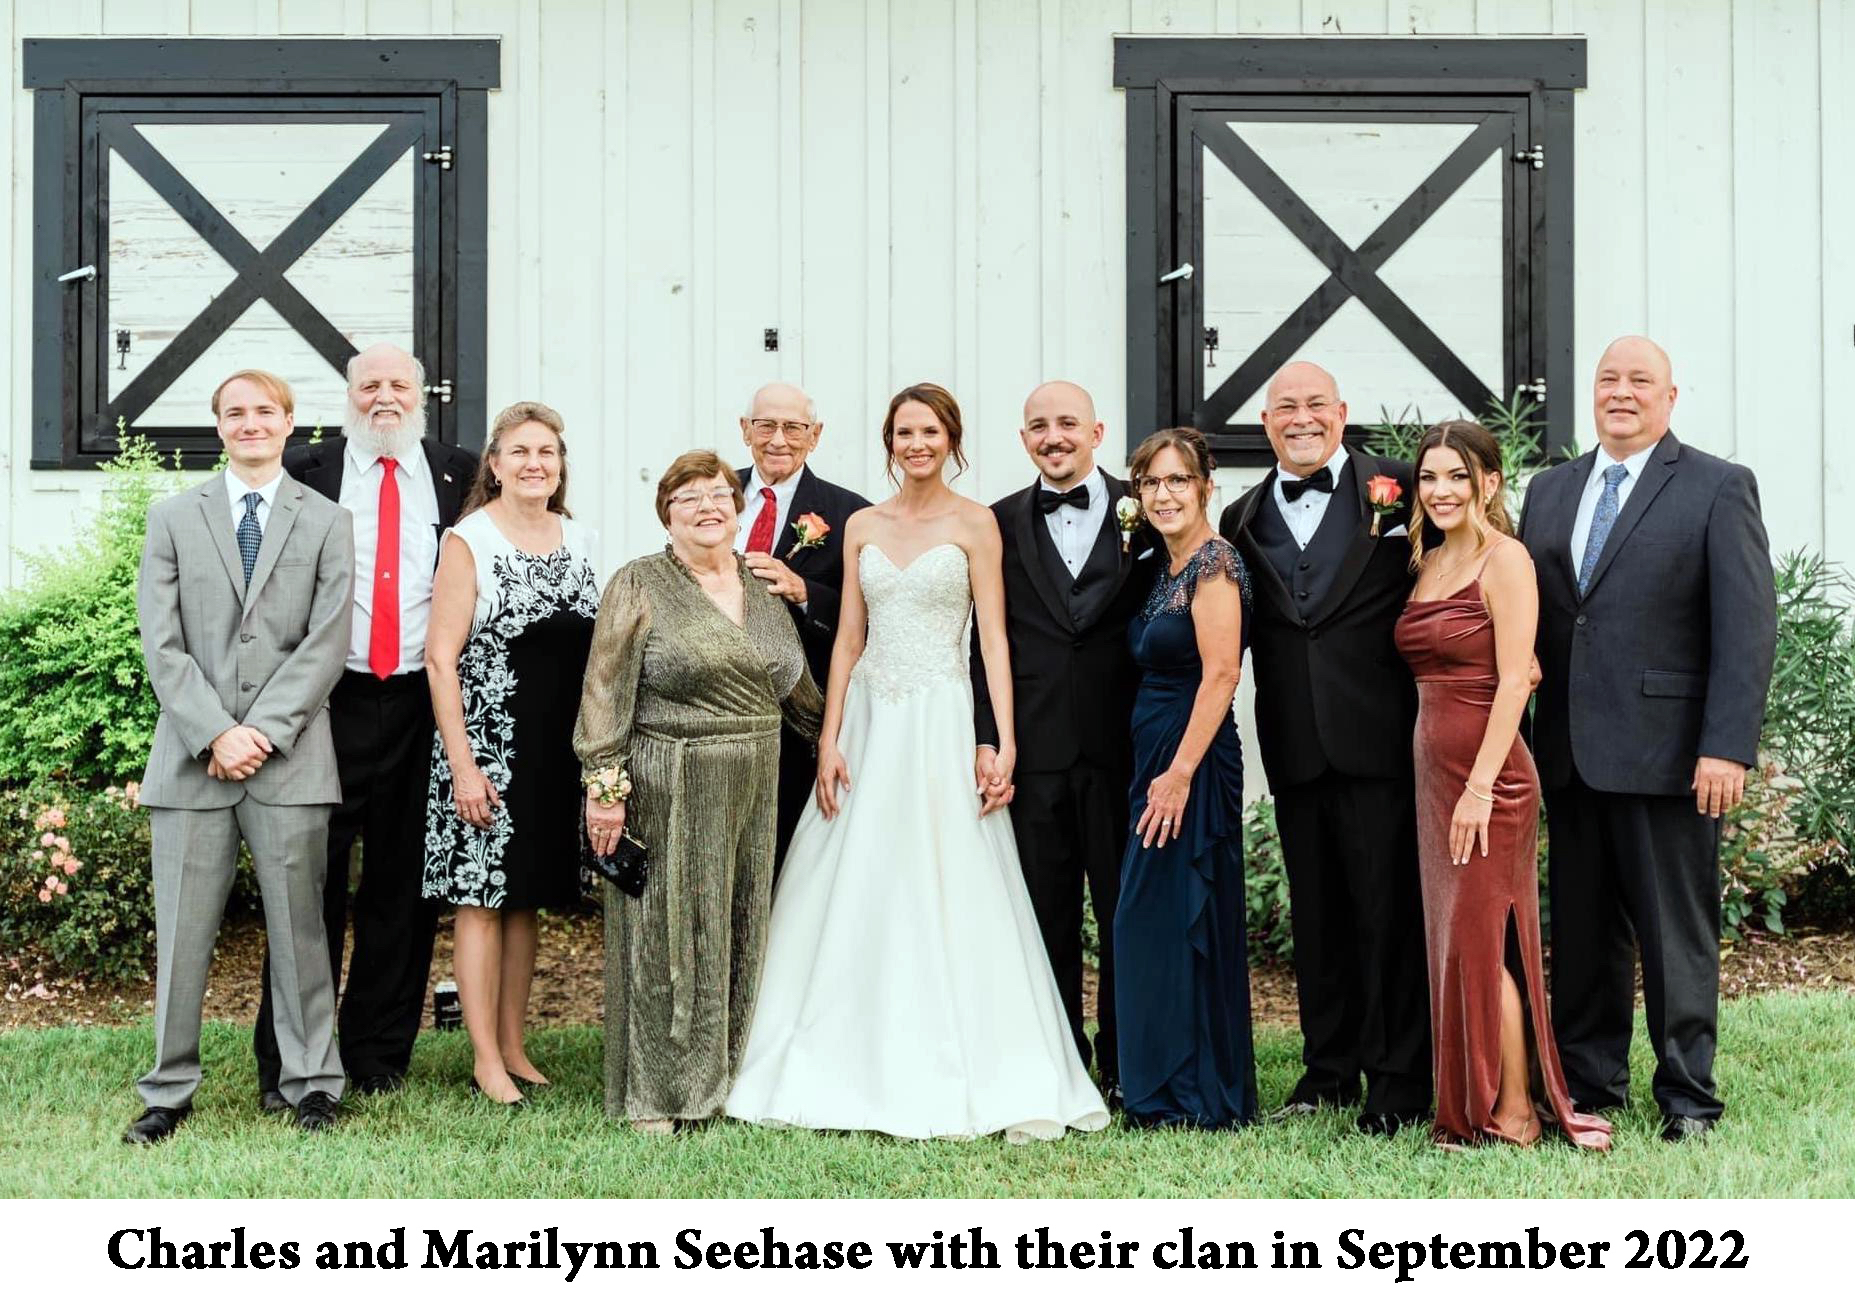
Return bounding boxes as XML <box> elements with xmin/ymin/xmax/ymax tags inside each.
<box><xmin>1129</xmin><ymin>426</ymin><xmax>1218</xmax><ymax>511</ymax></box>
<box><xmin>1408</xmin><ymin>419</ymin><xmax>1514</xmax><ymax>572</ymax></box>
<box><xmin>463</xmin><ymin>400</ymin><xmax>573</xmax><ymax>517</ymax></box>
<box><xmin>654</xmin><ymin>449</ymin><xmax>745</xmax><ymax>526</ymax></box>
<box><xmin>881</xmin><ymin>382</ymin><xmax>969</xmax><ymax>484</ymax></box>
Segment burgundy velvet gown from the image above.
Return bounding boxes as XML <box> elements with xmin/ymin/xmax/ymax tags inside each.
<box><xmin>1394</xmin><ymin>576</ymin><xmax>1611</xmax><ymax>1150</ymax></box>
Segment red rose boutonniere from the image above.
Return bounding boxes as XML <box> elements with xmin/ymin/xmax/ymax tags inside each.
<box><xmin>1366</xmin><ymin>474</ymin><xmax>1403</xmax><ymax>537</ymax></box>
<box><xmin>784</xmin><ymin>512</ymin><xmax>831</xmax><ymax>560</ymax></box>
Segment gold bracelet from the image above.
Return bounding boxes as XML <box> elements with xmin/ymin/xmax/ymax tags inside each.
<box><xmin>1465</xmin><ymin>783</ymin><xmax>1495</xmax><ymax>803</ymax></box>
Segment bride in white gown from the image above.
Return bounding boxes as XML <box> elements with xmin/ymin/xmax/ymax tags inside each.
<box><xmin>725</xmin><ymin>383</ymin><xmax>1108</xmax><ymax>1142</ymax></box>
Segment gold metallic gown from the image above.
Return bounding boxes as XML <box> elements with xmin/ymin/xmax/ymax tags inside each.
<box><xmin>574</xmin><ymin>548</ymin><xmax>823</xmax><ymax>1121</ymax></box>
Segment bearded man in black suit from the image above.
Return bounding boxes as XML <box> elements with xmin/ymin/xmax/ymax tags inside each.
<box><xmin>1218</xmin><ymin>360</ymin><xmax>1432</xmax><ymax>1136</ymax></box>
<box><xmin>735</xmin><ymin>382</ymin><xmax>871</xmax><ymax>868</ymax></box>
<box><xmin>1519</xmin><ymin>335</ymin><xmax>1775</xmax><ymax>1141</ymax></box>
<box><xmin>972</xmin><ymin>380</ymin><xmax>1157</xmax><ymax>1101</ymax></box>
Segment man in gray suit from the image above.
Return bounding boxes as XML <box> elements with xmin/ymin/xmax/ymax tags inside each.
<box><xmin>1519</xmin><ymin>336</ymin><xmax>1776</xmax><ymax>1142</ymax></box>
<box><xmin>127</xmin><ymin>369</ymin><xmax>355</xmax><ymax>1143</ymax></box>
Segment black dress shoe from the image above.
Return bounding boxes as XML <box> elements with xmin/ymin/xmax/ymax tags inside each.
<box><xmin>354</xmin><ymin>1073</ymin><xmax>405</xmax><ymax>1096</ymax></box>
<box><xmin>258</xmin><ymin>1089</ymin><xmax>289</xmax><ymax>1115</ymax></box>
<box><xmin>1661</xmin><ymin>1114</ymin><xmax>1717</xmax><ymax>1143</ymax></box>
<box><xmin>294</xmin><ymin>1090</ymin><xmax>340</xmax><ymax>1132</ymax></box>
<box><xmin>1355</xmin><ymin>1110</ymin><xmax>1424</xmax><ymax>1138</ymax></box>
<box><xmin>123</xmin><ymin>1105</ymin><xmax>191</xmax><ymax>1145</ymax></box>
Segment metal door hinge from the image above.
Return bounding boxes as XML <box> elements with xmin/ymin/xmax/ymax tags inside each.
<box><xmin>423</xmin><ymin>145</ymin><xmax>454</xmax><ymax>169</ymax></box>
<box><xmin>426</xmin><ymin>380</ymin><xmax>454</xmax><ymax>404</ymax></box>
<box><xmin>1514</xmin><ymin>144</ymin><xmax>1544</xmax><ymax>170</ymax></box>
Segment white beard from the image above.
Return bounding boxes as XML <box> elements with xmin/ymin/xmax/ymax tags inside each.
<box><xmin>343</xmin><ymin>400</ymin><xmax>425</xmax><ymax>460</ymax></box>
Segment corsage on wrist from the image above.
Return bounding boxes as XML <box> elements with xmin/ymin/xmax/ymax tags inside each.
<box><xmin>585</xmin><ymin>766</ymin><xmax>632</xmax><ymax>808</ymax></box>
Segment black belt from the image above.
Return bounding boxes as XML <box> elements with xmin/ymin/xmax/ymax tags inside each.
<box><xmin>337</xmin><ymin>668</ymin><xmax>429</xmax><ymax>694</ymax></box>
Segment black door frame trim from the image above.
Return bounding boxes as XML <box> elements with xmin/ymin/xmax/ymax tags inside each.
<box><xmin>1116</xmin><ymin>37</ymin><xmax>1587</xmax><ymax>465</ymax></box>
<box><xmin>26</xmin><ymin>38</ymin><xmax>499</xmax><ymax>468</ymax></box>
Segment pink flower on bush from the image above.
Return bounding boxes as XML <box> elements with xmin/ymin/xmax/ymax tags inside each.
<box><xmin>44</xmin><ymin>875</ymin><xmax>59</xmax><ymax>890</ymax></box>
<box><xmin>39</xmin><ymin>832</ymin><xmax>55</xmax><ymax>847</ymax></box>
<box><xmin>53</xmin><ymin>835</ymin><xmax>69</xmax><ymax>853</ymax></box>
<box><xmin>64</xmin><ymin>858</ymin><xmax>82</xmax><ymax>874</ymax></box>
<box><xmin>125</xmin><ymin>781</ymin><xmax>142</xmax><ymax>807</ymax></box>
<box><xmin>53</xmin><ymin>879</ymin><xmax>67</xmax><ymax>895</ymax></box>
<box><xmin>37</xmin><ymin>888</ymin><xmax>51</xmax><ymax>903</ymax></box>
<box><xmin>30</xmin><ymin>849</ymin><xmax>43</xmax><ymax>861</ymax></box>
<box><xmin>50</xmin><ymin>850</ymin><xmax>68</xmax><ymax>870</ymax></box>
<box><xmin>34</xmin><ymin>808</ymin><xmax>67</xmax><ymax>831</ymax></box>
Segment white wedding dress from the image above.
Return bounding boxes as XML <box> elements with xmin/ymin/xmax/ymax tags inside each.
<box><xmin>725</xmin><ymin>541</ymin><xmax>1109</xmax><ymax>1141</ymax></box>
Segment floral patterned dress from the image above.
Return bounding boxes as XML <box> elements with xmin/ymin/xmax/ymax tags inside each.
<box><xmin>423</xmin><ymin>509</ymin><xmax>602</xmax><ymax>910</ymax></box>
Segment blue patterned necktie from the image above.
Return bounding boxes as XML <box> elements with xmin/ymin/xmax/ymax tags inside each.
<box><xmin>1576</xmin><ymin>463</ymin><xmax>1629</xmax><ymax>596</ymax></box>
<box><xmin>237</xmin><ymin>491</ymin><xmax>263</xmax><ymax>586</ymax></box>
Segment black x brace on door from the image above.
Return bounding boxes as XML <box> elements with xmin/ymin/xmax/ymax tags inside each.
<box><xmin>24</xmin><ymin>39</ymin><xmax>499</xmax><ymax>468</ymax></box>
<box><xmin>1116</xmin><ymin>38</ymin><xmax>1587</xmax><ymax>465</ymax></box>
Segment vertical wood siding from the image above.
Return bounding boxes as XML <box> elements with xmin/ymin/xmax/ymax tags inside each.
<box><xmin>4</xmin><ymin>0</ymin><xmax>1849</xmax><ymax>578</ymax></box>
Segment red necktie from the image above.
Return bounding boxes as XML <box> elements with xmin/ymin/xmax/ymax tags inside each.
<box><xmin>369</xmin><ymin>457</ymin><xmax>400</xmax><ymax>679</ymax></box>
<box><xmin>746</xmin><ymin>486</ymin><xmax>778</xmax><ymax>554</ymax></box>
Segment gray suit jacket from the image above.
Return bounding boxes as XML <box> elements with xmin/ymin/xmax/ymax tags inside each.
<box><xmin>137</xmin><ymin>473</ymin><xmax>355</xmax><ymax>809</ymax></box>
<box><xmin>1519</xmin><ymin>431</ymin><xmax>1776</xmax><ymax>796</ymax></box>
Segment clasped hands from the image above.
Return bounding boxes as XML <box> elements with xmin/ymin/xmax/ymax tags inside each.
<box><xmin>207</xmin><ymin>724</ymin><xmax>272</xmax><ymax>781</ymax></box>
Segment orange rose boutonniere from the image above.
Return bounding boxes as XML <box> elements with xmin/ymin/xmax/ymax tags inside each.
<box><xmin>1366</xmin><ymin>474</ymin><xmax>1403</xmax><ymax>537</ymax></box>
<box><xmin>784</xmin><ymin>512</ymin><xmax>831</xmax><ymax>560</ymax></box>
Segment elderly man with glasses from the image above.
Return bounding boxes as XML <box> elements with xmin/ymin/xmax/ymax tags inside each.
<box><xmin>734</xmin><ymin>383</ymin><xmax>870</xmax><ymax>867</ymax></box>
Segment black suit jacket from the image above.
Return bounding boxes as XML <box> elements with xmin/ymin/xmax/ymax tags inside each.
<box><xmin>973</xmin><ymin>472</ymin><xmax>1157</xmax><ymax>776</ymax></box>
<box><xmin>1518</xmin><ymin>431</ymin><xmax>1775</xmax><ymax>796</ymax></box>
<box><xmin>735</xmin><ymin>463</ymin><xmax>871</xmax><ymax>691</ymax></box>
<box><xmin>284</xmin><ymin>436</ymin><xmax>480</xmax><ymax>549</ymax></box>
<box><xmin>1220</xmin><ymin>452</ymin><xmax>1418</xmax><ymax>790</ymax></box>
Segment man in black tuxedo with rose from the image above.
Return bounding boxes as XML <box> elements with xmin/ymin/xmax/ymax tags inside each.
<box><xmin>972</xmin><ymin>380</ymin><xmax>1156</xmax><ymax>1101</ymax></box>
<box><xmin>1519</xmin><ymin>335</ymin><xmax>1775</xmax><ymax>1141</ymax></box>
<box><xmin>735</xmin><ymin>382</ymin><xmax>871</xmax><ymax>868</ymax></box>
<box><xmin>1220</xmin><ymin>360</ymin><xmax>1432</xmax><ymax>1136</ymax></box>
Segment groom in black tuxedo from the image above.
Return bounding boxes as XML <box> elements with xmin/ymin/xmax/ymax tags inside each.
<box><xmin>736</xmin><ymin>382</ymin><xmax>871</xmax><ymax>868</ymax></box>
<box><xmin>972</xmin><ymin>381</ymin><xmax>1156</xmax><ymax>1099</ymax></box>
<box><xmin>1519</xmin><ymin>336</ymin><xmax>1775</xmax><ymax>1140</ymax></box>
<box><xmin>1219</xmin><ymin>361</ymin><xmax>1431</xmax><ymax>1135</ymax></box>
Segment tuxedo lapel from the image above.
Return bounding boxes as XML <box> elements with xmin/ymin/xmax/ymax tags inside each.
<box><xmin>1579</xmin><ymin>433</ymin><xmax>1681</xmax><ymax>600</ymax></box>
<box><xmin>1230</xmin><ymin>474</ymin><xmax>1297</xmax><ymax>621</ymax></box>
<box><xmin>1538</xmin><ymin>449</ymin><xmax>1595</xmax><ymax>596</ymax></box>
<box><xmin>427</xmin><ymin>439</ymin><xmax>466</xmax><ymax>525</ymax></box>
<box><xmin>1014</xmin><ymin>486</ymin><xmax>1076</xmax><ymax>632</ymax></box>
<box><xmin>195</xmin><ymin>482</ymin><xmax>248</xmax><ymax>599</ymax></box>
<box><xmin>774</xmin><ymin>465</ymin><xmax>819</xmax><ymax>565</ymax></box>
<box><xmin>1305</xmin><ymin>456</ymin><xmax>1378</xmax><ymax>627</ymax></box>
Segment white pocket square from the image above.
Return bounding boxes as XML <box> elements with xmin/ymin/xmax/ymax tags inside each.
<box><xmin>1383</xmin><ymin>524</ymin><xmax>1408</xmax><ymax>538</ymax></box>
<box><xmin>1136</xmin><ymin>547</ymin><xmax>1155</xmax><ymax>560</ymax></box>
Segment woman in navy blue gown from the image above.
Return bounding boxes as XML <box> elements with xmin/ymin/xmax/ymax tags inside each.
<box><xmin>1115</xmin><ymin>427</ymin><xmax>1256</xmax><ymax>1129</ymax></box>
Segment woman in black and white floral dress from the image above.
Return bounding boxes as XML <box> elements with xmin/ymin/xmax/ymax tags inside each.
<box><xmin>425</xmin><ymin>401</ymin><xmax>602</xmax><ymax>1105</ymax></box>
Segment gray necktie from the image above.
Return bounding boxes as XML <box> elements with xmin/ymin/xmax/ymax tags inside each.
<box><xmin>237</xmin><ymin>492</ymin><xmax>263</xmax><ymax>586</ymax></box>
<box><xmin>1576</xmin><ymin>464</ymin><xmax>1629</xmax><ymax>596</ymax></box>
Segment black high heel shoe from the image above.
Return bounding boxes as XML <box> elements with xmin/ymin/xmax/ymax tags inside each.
<box><xmin>469</xmin><ymin>1075</ymin><xmax>528</xmax><ymax>1108</ymax></box>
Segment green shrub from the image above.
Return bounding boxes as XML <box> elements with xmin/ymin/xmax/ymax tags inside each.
<box><xmin>1243</xmin><ymin>797</ymin><xmax>1294</xmax><ymax>961</ymax></box>
<box><xmin>0</xmin><ymin>780</ymin><xmax>156</xmax><ymax>983</ymax></box>
<box><xmin>0</xmin><ymin>431</ymin><xmax>175</xmax><ymax>783</ymax></box>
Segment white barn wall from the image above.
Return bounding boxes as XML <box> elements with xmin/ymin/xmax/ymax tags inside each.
<box><xmin>4</xmin><ymin>0</ymin><xmax>1850</xmax><ymax>585</ymax></box>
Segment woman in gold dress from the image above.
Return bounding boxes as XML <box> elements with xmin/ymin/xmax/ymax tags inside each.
<box><xmin>574</xmin><ymin>450</ymin><xmax>822</xmax><ymax>1132</ymax></box>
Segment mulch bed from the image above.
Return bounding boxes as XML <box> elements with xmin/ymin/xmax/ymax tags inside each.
<box><xmin>4</xmin><ymin>908</ymin><xmax>1851</xmax><ymax>1033</ymax></box>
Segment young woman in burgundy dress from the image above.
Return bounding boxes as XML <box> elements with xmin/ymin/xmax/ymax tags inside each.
<box><xmin>1393</xmin><ymin>421</ymin><xmax>1610</xmax><ymax>1151</ymax></box>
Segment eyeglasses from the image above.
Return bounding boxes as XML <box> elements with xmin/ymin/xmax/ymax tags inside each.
<box><xmin>667</xmin><ymin>486</ymin><xmax>736</xmax><ymax>511</ymax></box>
<box><xmin>747</xmin><ymin>418</ymin><xmax>813</xmax><ymax>438</ymax></box>
<box><xmin>1135</xmin><ymin>473</ymin><xmax>1201</xmax><ymax>497</ymax></box>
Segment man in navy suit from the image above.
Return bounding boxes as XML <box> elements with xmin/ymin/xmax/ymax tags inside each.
<box><xmin>1519</xmin><ymin>336</ymin><xmax>1775</xmax><ymax>1141</ymax></box>
<box><xmin>735</xmin><ymin>383</ymin><xmax>871</xmax><ymax>868</ymax></box>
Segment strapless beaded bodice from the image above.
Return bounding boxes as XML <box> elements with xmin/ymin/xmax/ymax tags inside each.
<box><xmin>852</xmin><ymin>543</ymin><xmax>972</xmax><ymax>703</ymax></box>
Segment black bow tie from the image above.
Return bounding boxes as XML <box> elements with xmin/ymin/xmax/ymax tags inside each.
<box><xmin>1037</xmin><ymin>484</ymin><xmax>1090</xmax><ymax>514</ymax></box>
<box><xmin>1280</xmin><ymin>466</ymin><xmax>1334</xmax><ymax>502</ymax></box>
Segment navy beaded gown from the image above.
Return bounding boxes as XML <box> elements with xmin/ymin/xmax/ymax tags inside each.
<box><xmin>1114</xmin><ymin>535</ymin><xmax>1257</xmax><ymax>1128</ymax></box>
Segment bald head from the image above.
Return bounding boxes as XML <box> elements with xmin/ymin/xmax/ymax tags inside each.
<box><xmin>1261</xmin><ymin>359</ymin><xmax>1347</xmax><ymax>474</ymax></box>
<box><xmin>345</xmin><ymin>341</ymin><xmax>425</xmax><ymax>458</ymax></box>
<box><xmin>1020</xmin><ymin>379</ymin><xmax>1105</xmax><ymax>489</ymax></box>
<box><xmin>740</xmin><ymin>382</ymin><xmax>822</xmax><ymax>485</ymax></box>
<box><xmin>1592</xmin><ymin>335</ymin><xmax>1677</xmax><ymax>456</ymax></box>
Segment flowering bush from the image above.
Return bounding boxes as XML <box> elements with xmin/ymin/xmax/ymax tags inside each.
<box><xmin>0</xmin><ymin>781</ymin><xmax>157</xmax><ymax>983</ymax></box>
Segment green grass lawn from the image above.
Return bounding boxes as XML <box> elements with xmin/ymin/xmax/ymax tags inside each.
<box><xmin>2</xmin><ymin>991</ymin><xmax>1850</xmax><ymax>1198</ymax></box>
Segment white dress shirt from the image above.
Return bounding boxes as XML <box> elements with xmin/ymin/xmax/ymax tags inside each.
<box><xmin>1569</xmin><ymin>442</ymin><xmax>1657</xmax><ymax>564</ymax></box>
<box><xmin>1040</xmin><ymin>467</ymin><xmax>1110</xmax><ymax>578</ymax></box>
<box><xmin>740</xmin><ymin>466</ymin><xmax>803</xmax><ymax>552</ymax></box>
<box><xmin>1271</xmin><ymin>443</ymin><xmax>1351</xmax><ymax>550</ymax></box>
<box><xmin>340</xmin><ymin>441</ymin><xmax>441</xmax><ymax>675</ymax></box>
<box><xmin>224</xmin><ymin>466</ymin><xmax>283</xmax><ymax>533</ymax></box>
